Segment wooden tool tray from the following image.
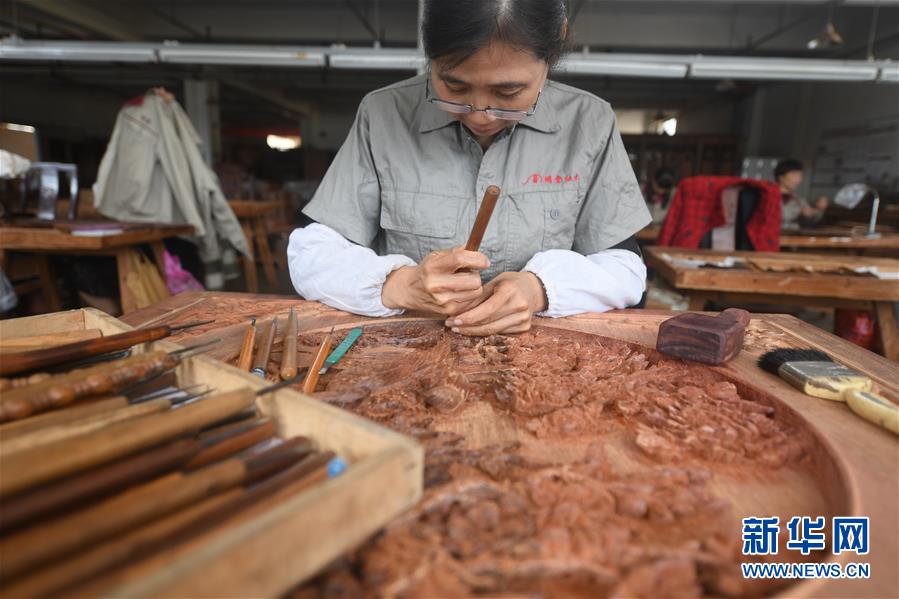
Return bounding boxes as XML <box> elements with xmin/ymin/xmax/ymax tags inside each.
<box><xmin>0</xmin><ymin>308</ymin><xmax>424</xmax><ymax>597</ymax></box>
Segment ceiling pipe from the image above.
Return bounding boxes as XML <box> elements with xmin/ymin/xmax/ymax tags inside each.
<box><xmin>1</xmin><ymin>37</ymin><xmax>896</xmax><ymax>83</ymax></box>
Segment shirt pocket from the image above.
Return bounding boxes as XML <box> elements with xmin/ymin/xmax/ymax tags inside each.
<box><xmin>507</xmin><ymin>188</ymin><xmax>581</xmax><ymax>259</ymax></box>
<box><xmin>380</xmin><ymin>189</ymin><xmax>463</xmax><ymax>261</ymax></box>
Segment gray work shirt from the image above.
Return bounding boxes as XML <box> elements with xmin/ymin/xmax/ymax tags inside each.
<box><xmin>303</xmin><ymin>73</ymin><xmax>651</xmax><ymax>281</ymax></box>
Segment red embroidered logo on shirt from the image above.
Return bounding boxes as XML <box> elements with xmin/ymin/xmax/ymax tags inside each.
<box><xmin>523</xmin><ymin>173</ymin><xmax>580</xmax><ymax>185</ymax></box>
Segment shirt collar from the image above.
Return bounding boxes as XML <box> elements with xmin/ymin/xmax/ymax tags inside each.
<box><xmin>416</xmin><ymin>78</ymin><xmax>562</xmax><ymax>134</ymax></box>
<box><xmin>418</xmin><ymin>103</ymin><xmax>458</xmax><ymax>133</ymax></box>
<box><xmin>516</xmin><ymin>84</ymin><xmax>561</xmax><ymax>133</ymax></box>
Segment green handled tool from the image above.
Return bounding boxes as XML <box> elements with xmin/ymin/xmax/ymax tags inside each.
<box><xmin>319</xmin><ymin>327</ymin><xmax>363</xmax><ymax>374</ymax></box>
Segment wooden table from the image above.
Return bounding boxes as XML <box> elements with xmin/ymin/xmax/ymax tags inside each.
<box><xmin>227</xmin><ymin>200</ymin><xmax>282</xmax><ymax>293</ymax></box>
<box><xmin>645</xmin><ymin>246</ymin><xmax>899</xmax><ymax>361</ymax></box>
<box><xmin>122</xmin><ymin>291</ymin><xmax>898</xmax><ymax>599</ymax></box>
<box><xmin>637</xmin><ymin>224</ymin><xmax>899</xmax><ymax>254</ymax></box>
<box><xmin>0</xmin><ymin>223</ymin><xmax>194</xmax><ymax>314</ymax></box>
<box><xmin>780</xmin><ymin>231</ymin><xmax>899</xmax><ymax>254</ymax></box>
<box><xmin>636</xmin><ymin>224</ymin><xmax>661</xmax><ymax>244</ymax></box>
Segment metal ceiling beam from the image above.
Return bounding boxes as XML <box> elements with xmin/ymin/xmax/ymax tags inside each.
<box><xmin>574</xmin><ymin>0</ymin><xmax>891</xmax><ymax>4</ymax></box>
<box><xmin>149</xmin><ymin>8</ymin><xmax>205</xmax><ymax>40</ymax></box>
<box><xmin>745</xmin><ymin>10</ymin><xmax>821</xmax><ymax>51</ymax></box>
<box><xmin>2</xmin><ymin>38</ymin><xmax>896</xmax><ymax>83</ymax></box>
<box><xmin>221</xmin><ymin>79</ymin><xmax>316</xmax><ymax>118</ymax></box>
<box><xmin>5</xmin><ymin>5</ymin><xmax>319</xmax><ymax>119</ymax></box>
<box><xmin>343</xmin><ymin>0</ymin><xmax>379</xmax><ymax>42</ymax></box>
<box><xmin>23</xmin><ymin>0</ymin><xmax>142</xmax><ymax>41</ymax></box>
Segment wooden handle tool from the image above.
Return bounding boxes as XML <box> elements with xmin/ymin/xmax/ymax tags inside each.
<box><xmin>1</xmin><ymin>449</ymin><xmax>332</xmax><ymax>598</ymax></box>
<box><xmin>301</xmin><ymin>330</ymin><xmax>334</xmax><ymax>394</ymax></box>
<box><xmin>0</xmin><ymin>488</ymin><xmax>242</xmax><ymax>598</ymax></box>
<box><xmin>0</xmin><ymin>351</ymin><xmax>180</xmax><ymax>422</ymax></box>
<box><xmin>656</xmin><ymin>308</ymin><xmax>750</xmax><ymax>365</ymax></box>
<box><xmin>0</xmin><ymin>419</ymin><xmax>277</xmax><ymax>534</ymax></box>
<box><xmin>0</xmin><ymin>384</ymin><xmax>204</xmax><ymax>440</ymax></box>
<box><xmin>237</xmin><ymin>318</ymin><xmax>257</xmax><ymax>371</ymax></box>
<box><xmin>758</xmin><ymin>349</ymin><xmax>898</xmax><ymax>436</ymax></box>
<box><xmin>186</xmin><ymin>419</ymin><xmax>281</xmax><ymax>470</ymax></box>
<box><xmin>0</xmin><ymin>396</ymin><xmax>130</xmax><ymax>438</ymax></box>
<box><xmin>0</xmin><ymin>388</ymin><xmax>256</xmax><ymax>498</ymax></box>
<box><xmin>251</xmin><ymin>317</ymin><xmax>278</xmax><ymax>378</ymax></box>
<box><xmin>0</xmin><ymin>329</ymin><xmax>102</xmax><ymax>354</ymax></box>
<box><xmin>0</xmin><ymin>320</ymin><xmax>212</xmax><ymax>377</ymax></box>
<box><xmin>319</xmin><ymin>327</ymin><xmax>363</xmax><ymax>375</ymax></box>
<box><xmin>465</xmin><ymin>185</ymin><xmax>501</xmax><ymax>252</ymax></box>
<box><xmin>0</xmin><ymin>372</ymin><xmax>51</xmax><ymax>391</ymax></box>
<box><xmin>0</xmin><ymin>439</ymin><xmax>198</xmax><ymax>535</ymax></box>
<box><xmin>0</xmin><ymin>398</ymin><xmax>174</xmax><ymax>456</ymax></box>
<box><xmin>280</xmin><ymin>307</ymin><xmax>299</xmax><ymax>380</ymax></box>
<box><xmin>0</xmin><ymin>439</ymin><xmax>310</xmax><ymax>581</ymax></box>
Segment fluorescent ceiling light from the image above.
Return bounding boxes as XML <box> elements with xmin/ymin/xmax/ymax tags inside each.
<box><xmin>266</xmin><ymin>134</ymin><xmax>301</xmax><ymax>151</ymax></box>
<box><xmin>1</xmin><ymin>37</ymin><xmax>895</xmax><ymax>84</ymax></box>
<box><xmin>159</xmin><ymin>44</ymin><xmax>325</xmax><ymax>67</ymax></box>
<box><xmin>690</xmin><ymin>58</ymin><xmax>879</xmax><ymax>81</ymax></box>
<box><xmin>661</xmin><ymin>118</ymin><xmax>678</xmax><ymax>136</ymax></box>
<box><xmin>328</xmin><ymin>50</ymin><xmax>424</xmax><ymax>70</ymax></box>
<box><xmin>879</xmin><ymin>63</ymin><xmax>899</xmax><ymax>83</ymax></box>
<box><xmin>0</xmin><ymin>39</ymin><xmax>156</xmax><ymax>62</ymax></box>
<box><xmin>2</xmin><ymin>123</ymin><xmax>36</xmax><ymax>133</ymax></box>
<box><xmin>559</xmin><ymin>56</ymin><xmax>687</xmax><ymax>78</ymax></box>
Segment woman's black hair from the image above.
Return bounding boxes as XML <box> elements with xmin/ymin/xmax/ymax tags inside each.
<box><xmin>774</xmin><ymin>159</ymin><xmax>804</xmax><ymax>180</ymax></box>
<box><xmin>653</xmin><ymin>166</ymin><xmax>677</xmax><ymax>191</ymax></box>
<box><xmin>422</xmin><ymin>0</ymin><xmax>569</xmax><ymax>70</ymax></box>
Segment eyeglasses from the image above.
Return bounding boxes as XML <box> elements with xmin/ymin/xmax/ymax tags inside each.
<box><xmin>426</xmin><ymin>79</ymin><xmax>542</xmax><ymax>122</ymax></box>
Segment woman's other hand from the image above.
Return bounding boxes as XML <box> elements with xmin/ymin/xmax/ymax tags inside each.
<box><xmin>445</xmin><ymin>272</ymin><xmax>548</xmax><ymax>336</ymax></box>
<box><xmin>381</xmin><ymin>247</ymin><xmax>488</xmax><ymax>315</ymax></box>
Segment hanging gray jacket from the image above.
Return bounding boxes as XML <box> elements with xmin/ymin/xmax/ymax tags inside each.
<box><xmin>93</xmin><ymin>92</ymin><xmax>250</xmax><ymax>289</ymax></box>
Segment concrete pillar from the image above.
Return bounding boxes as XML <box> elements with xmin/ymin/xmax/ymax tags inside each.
<box><xmin>417</xmin><ymin>0</ymin><xmax>426</xmax><ymax>75</ymax></box>
<box><xmin>299</xmin><ymin>112</ymin><xmax>322</xmax><ymax>150</ymax></box>
<box><xmin>184</xmin><ymin>79</ymin><xmax>222</xmax><ymax>166</ymax></box>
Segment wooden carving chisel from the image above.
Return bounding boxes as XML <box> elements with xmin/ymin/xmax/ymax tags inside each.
<box><xmin>0</xmin><ymin>385</ymin><xmax>205</xmax><ymax>440</ymax></box>
<box><xmin>0</xmin><ymin>419</ymin><xmax>279</xmax><ymax>534</ymax></box>
<box><xmin>1</xmin><ymin>449</ymin><xmax>335</xmax><ymax>598</ymax></box>
<box><xmin>301</xmin><ymin>329</ymin><xmax>334</xmax><ymax>394</ymax></box>
<box><xmin>0</xmin><ymin>387</ymin><xmax>256</xmax><ymax>498</ymax></box>
<box><xmin>0</xmin><ymin>437</ymin><xmax>312</xmax><ymax>582</ymax></box>
<box><xmin>0</xmin><ymin>319</ymin><xmax>214</xmax><ymax>377</ymax></box>
<box><xmin>237</xmin><ymin>318</ymin><xmax>257</xmax><ymax>371</ymax></box>
<box><xmin>0</xmin><ymin>329</ymin><xmax>102</xmax><ymax>353</ymax></box>
<box><xmin>465</xmin><ymin>185</ymin><xmax>501</xmax><ymax>252</ymax></box>
<box><xmin>251</xmin><ymin>317</ymin><xmax>278</xmax><ymax>378</ymax></box>
<box><xmin>280</xmin><ymin>307</ymin><xmax>299</xmax><ymax>380</ymax></box>
<box><xmin>0</xmin><ymin>340</ymin><xmax>219</xmax><ymax>422</ymax></box>
<box><xmin>0</xmin><ymin>389</ymin><xmax>214</xmax><ymax>455</ymax></box>
<box><xmin>319</xmin><ymin>327</ymin><xmax>363</xmax><ymax>374</ymax></box>
<box><xmin>0</xmin><ymin>379</ymin><xmax>290</xmax><ymax>498</ymax></box>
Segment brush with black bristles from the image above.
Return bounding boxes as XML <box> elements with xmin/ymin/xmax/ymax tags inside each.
<box><xmin>758</xmin><ymin>348</ymin><xmax>898</xmax><ymax>435</ymax></box>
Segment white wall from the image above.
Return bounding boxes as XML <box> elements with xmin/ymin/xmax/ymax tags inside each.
<box><xmin>678</xmin><ymin>102</ymin><xmax>737</xmax><ymax>135</ymax></box>
<box><xmin>0</xmin><ymin>80</ymin><xmax>122</xmax><ymax>142</ymax></box>
<box><xmin>744</xmin><ymin>81</ymin><xmax>899</xmax><ymax>196</ymax></box>
<box><xmin>299</xmin><ymin>109</ymin><xmax>357</xmax><ymax>151</ymax></box>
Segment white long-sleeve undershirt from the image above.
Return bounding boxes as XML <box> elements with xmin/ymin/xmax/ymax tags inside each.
<box><xmin>287</xmin><ymin>223</ymin><xmax>646</xmax><ymax>318</ymax></box>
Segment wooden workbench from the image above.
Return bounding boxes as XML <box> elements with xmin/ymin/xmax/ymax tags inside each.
<box><xmin>123</xmin><ymin>291</ymin><xmax>898</xmax><ymax>599</ymax></box>
<box><xmin>645</xmin><ymin>246</ymin><xmax>899</xmax><ymax>361</ymax></box>
<box><xmin>637</xmin><ymin>224</ymin><xmax>899</xmax><ymax>254</ymax></box>
<box><xmin>780</xmin><ymin>228</ymin><xmax>899</xmax><ymax>255</ymax></box>
<box><xmin>0</xmin><ymin>222</ymin><xmax>194</xmax><ymax>314</ymax></box>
